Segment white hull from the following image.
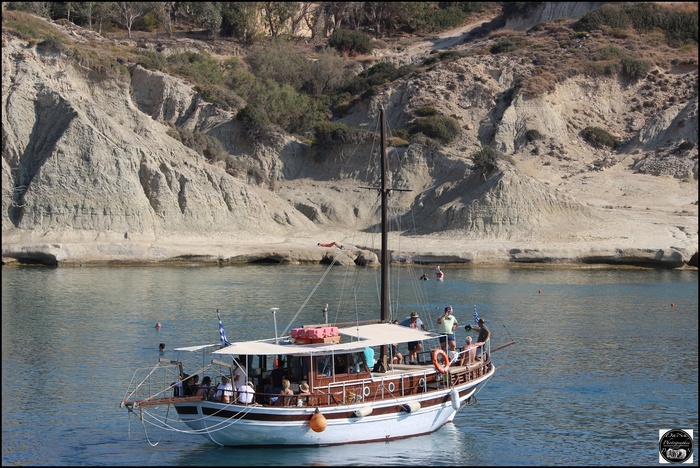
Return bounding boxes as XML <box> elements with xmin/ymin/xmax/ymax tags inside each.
<box><xmin>173</xmin><ymin>371</ymin><xmax>490</xmax><ymax>446</ymax></box>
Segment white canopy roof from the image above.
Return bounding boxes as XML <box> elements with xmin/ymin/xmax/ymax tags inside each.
<box><xmin>212</xmin><ymin>323</ymin><xmax>440</xmax><ymax>357</ymax></box>
<box><xmin>174</xmin><ymin>343</ymin><xmax>220</xmax><ymax>352</ymax></box>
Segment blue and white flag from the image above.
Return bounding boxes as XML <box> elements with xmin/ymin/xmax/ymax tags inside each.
<box><xmin>217</xmin><ymin>309</ymin><xmax>232</xmax><ymax>346</ymax></box>
<box><xmin>473</xmin><ymin>305</ymin><xmax>481</xmax><ymax>325</ymax></box>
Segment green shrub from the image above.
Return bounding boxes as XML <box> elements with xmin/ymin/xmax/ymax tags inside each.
<box><xmin>387</xmin><ymin>136</ymin><xmax>410</xmax><ymax>147</ymax></box>
<box><xmin>166</xmin><ymin>52</ymin><xmax>224</xmax><ymax>87</ymax></box>
<box><xmin>133</xmin><ymin>12</ymin><xmax>159</xmax><ymax>32</ymax></box>
<box><xmin>36</xmin><ymin>34</ymin><xmax>67</xmax><ymax>53</ymax></box>
<box><xmin>525</xmin><ymin>129</ymin><xmax>543</xmax><ymax>142</ymax></box>
<box><xmin>410</xmin><ymin>4</ymin><xmax>468</xmax><ymax>33</ymax></box>
<box><xmin>197</xmin><ymin>85</ymin><xmax>244</xmax><ymax>110</ymax></box>
<box><xmin>312</xmin><ymin>121</ymin><xmax>367</xmax><ymax>146</ymax></box>
<box><xmin>664</xmin><ymin>10</ymin><xmax>698</xmax><ymax>45</ymax></box>
<box><xmin>575</xmin><ymin>4</ymin><xmax>630</xmax><ymax>31</ymax></box>
<box><xmin>423</xmin><ymin>49</ymin><xmax>465</xmax><ymax>66</ymax></box>
<box><xmin>7</xmin><ymin>22</ymin><xmax>38</xmax><ymax>39</ymax></box>
<box><xmin>391</xmin><ymin>128</ymin><xmax>410</xmax><ymax>139</ymax></box>
<box><xmin>415</xmin><ymin>106</ymin><xmax>438</xmax><ymax>117</ymax></box>
<box><xmin>471</xmin><ymin>146</ymin><xmax>501</xmax><ymax>175</ymax></box>
<box><xmin>246</xmin><ymin>41</ymin><xmax>310</xmax><ymax>92</ymax></box>
<box><xmin>408</xmin><ymin>116</ymin><xmax>461</xmax><ymax>144</ymax></box>
<box><xmin>620</xmin><ymin>57</ymin><xmax>652</xmax><ymax>81</ymax></box>
<box><xmin>575</xmin><ymin>2</ymin><xmax>698</xmax><ymax>46</ymax></box>
<box><xmin>344</xmin><ymin>62</ymin><xmax>414</xmax><ymax>96</ymax></box>
<box><xmin>581</xmin><ymin>126</ymin><xmax>618</xmax><ymax>148</ymax></box>
<box><xmin>328</xmin><ymin>29</ymin><xmax>373</xmax><ymax>56</ymax></box>
<box><xmin>595</xmin><ymin>45</ymin><xmax>625</xmax><ymax>60</ymax></box>
<box><xmin>132</xmin><ymin>49</ymin><xmax>166</xmax><ymax>71</ymax></box>
<box><xmin>166</xmin><ymin>128</ymin><xmax>182</xmax><ymax>142</ymax></box>
<box><xmin>490</xmin><ymin>36</ymin><xmax>527</xmax><ymax>54</ymax></box>
<box><xmin>236</xmin><ymin>104</ymin><xmax>272</xmax><ymax>140</ymax></box>
<box><xmin>329</xmin><ymin>92</ymin><xmax>354</xmax><ymax>116</ymax></box>
<box><xmin>177</xmin><ymin>130</ymin><xmax>228</xmax><ymax>162</ymax></box>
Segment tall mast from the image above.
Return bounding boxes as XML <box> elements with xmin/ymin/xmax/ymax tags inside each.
<box><xmin>378</xmin><ymin>107</ymin><xmax>389</xmax><ymax>371</ymax></box>
<box><xmin>380</xmin><ymin>107</ymin><xmax>388</xmax><ymax>324</ymax></box>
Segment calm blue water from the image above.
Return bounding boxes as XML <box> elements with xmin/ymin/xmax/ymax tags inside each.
<box><xmin>2</xmin><ymin>264</ymin><xmax>698</xmax><ymax>466</ymax></box>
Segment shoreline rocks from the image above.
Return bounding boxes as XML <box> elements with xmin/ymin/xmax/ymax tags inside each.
<box><xmin>2</xmin><ymin>238</ymin><xmax>696</xmax><ymax>269</ymax></box>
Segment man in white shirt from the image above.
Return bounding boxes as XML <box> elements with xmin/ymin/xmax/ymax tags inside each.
<box><xmin>215</xmin><ymin>376</ymin><xmax>233</xmax><ymax>403</ymax></box>
<box><xmin>237</xmin><ymin>381</ymin><xmax>255</xmax><ymax>404</ymax></box>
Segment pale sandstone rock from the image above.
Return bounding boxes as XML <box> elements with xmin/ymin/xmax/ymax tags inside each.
<box><xmin>1</xmin><ymin>14</ymin><xmax>697</xmax><ymax>269</ymax></box>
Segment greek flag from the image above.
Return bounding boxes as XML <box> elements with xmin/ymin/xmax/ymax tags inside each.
<box><xmin>217</xmin><ymin>309</ymin><xmax>232</xmax><ymax>346</ymax></box>
<box><xmin>473</xmin><ymin>305</ymin><xmax>481</xmax><ymax>325</ymax></box>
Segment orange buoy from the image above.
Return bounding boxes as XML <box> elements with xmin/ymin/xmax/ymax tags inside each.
<box><xmin>309</xmin><ymin>408</ymin><xmax>327</xmax><ymax>433</ymax></box>
<box><xmin>431</xmin><ymin>349</ymin><xmax>450</xmax><ymax>374</ymax></box>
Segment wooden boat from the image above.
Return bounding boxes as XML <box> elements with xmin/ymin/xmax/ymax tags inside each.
<box><xmin>121</xmin><ymin>108</ymin><xmax>513</xmax><ymax>446</ymax></box>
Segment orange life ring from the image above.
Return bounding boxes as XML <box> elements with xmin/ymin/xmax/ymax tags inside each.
<box><xmin>432</xmin><ymin>349</ymin><xmax>450</xmax><ymax>373</ymax></box>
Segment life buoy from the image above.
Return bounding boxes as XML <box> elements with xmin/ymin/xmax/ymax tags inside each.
<box><xmin>432</xmin><ymin>349</ymin><xmax>450</xmax><ymax>373</ymax></box>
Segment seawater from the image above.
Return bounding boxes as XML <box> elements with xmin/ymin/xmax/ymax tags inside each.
<box><xmin>2</xmin><ymin>265</ymin><xmax>698</xmax><ymax>466</ymax></box>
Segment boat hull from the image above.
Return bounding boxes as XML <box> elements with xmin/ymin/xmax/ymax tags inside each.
<box><xmin>173</xmin><ymin>372</ymin><xmax>490</xmax><ymax>446</ymax></box>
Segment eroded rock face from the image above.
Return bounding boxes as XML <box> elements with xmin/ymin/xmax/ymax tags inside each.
<box><xmin>1</xmin><ymin>12</ymin><xmax>697</xmax><ymax>268</ymax></box>
<box><xmin>1</xmin><ymin>40</ymin><xmax>316</xmax><ymax>242</ymax></box>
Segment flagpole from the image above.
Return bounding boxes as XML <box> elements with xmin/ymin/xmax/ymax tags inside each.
<box><xmin>217</xmin><ymin>309</ymin><xmax>232</xmax><ymax>346</ymax></box>
<box><xmin>271</xmin><ymin>308</ymin><xmax>279</xmax><ymax>344</ymax></box>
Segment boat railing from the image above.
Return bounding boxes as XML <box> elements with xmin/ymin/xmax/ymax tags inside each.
<box><xmin>123</xmin><ymin>360</ymin><xmax>184</xmax><ymax>405</ymax></box>
<box><xmin>250</xmin><ymin>390</ymin><xmax>341</xmax><ymax>407</ymax></box>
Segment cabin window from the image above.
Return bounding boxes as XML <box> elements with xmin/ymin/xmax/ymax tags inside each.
<box><xmin>316</xmin><ymin>355</ymin><xmax>332</xmax><ymax>376</ymax></box>
<box><xmin>286</xmin><ymin>355</ymin><xmax>307</xmax><ymax>382</ymax></box>
<box><xmin>349</xmin><ymin>352</ymin><xmax>365</xmax><ymax>373</ymax></box>
<box><xmin>333</xmin><ymin>354</ymin><xmax>348</xmax><ymax>374</ymax></box>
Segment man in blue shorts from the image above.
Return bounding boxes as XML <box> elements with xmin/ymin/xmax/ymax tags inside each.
<box><xmin>436</xmin><ymin>306</ymin><xmax>459</xmax><ymax>357</ymax></box>
<box><xmin>400</xmin><ymin>311</ymin><xmax>426</xmax><ymax>364</ymax></box>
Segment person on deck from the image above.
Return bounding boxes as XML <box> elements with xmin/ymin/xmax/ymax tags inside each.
<box><xmin>238</xmin><ymin>380</ymin><xmax>255</xmax><ymax>404</ymax></box>
<box><xmin>215</xmin><ymin>376</ymin><xmax>234</xmax><ymax>403</ymax></box>
<box><xmin>270</xmin><ymin>364</ymin><xmax>286</xmax><ymax>393</ymax></box>
<box><xmin>364</xmin><ymin>346</ymin><xmax>375</xmax><ymax>370</ymax></box>
<box><xmin>436</xmin><ymin>306</ymin><xmax>459</xmax><ymax>357</ymax></box>
<box><xmin>297</xmin><ymin>382</ymin><xmax>311</xmax><ymax>407</ymax></box>
<box><xmin>190</xmin><ymin>374</ymin><xmax>200</xmax><ymax>395</ymax></box>
<box><xmin>460</xmin><ymin>336</ymin><xmax>476</xmax><ymax>365</ymax></box>
<box><xmin>182</xmin><ymin>374</ymin><xmax>196</xmax><ymax>397</ymax></box>
<box><xmin>472</xmin><ymin>318</ymin><xmax>491</xmax><ymax>360</ymax></box>
<box><xmin>400</xmin><ymin>312</ymin><xmax>427</xmax><ymax>364</ymax></box>
<box><xmin>277</xmin><ymin>379</ymin><xmax>294</xmax><ymax>406</ymax></box>
<box><xmin>196</xmin><ymin>376</ymin><xmax>212</xmax><ymax>400</ymax></box>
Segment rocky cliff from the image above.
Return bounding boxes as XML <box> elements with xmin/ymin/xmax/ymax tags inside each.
<box><xmin>2</xmin><ymin>9</ymin><xmax>698</xmax><ymax>268</ymax></box>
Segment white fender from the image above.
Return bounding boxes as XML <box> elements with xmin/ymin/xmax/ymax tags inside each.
<box><xmin>450</xmin><ymin>388</ymin><xmax>460</xmax><ymax>411</ymax></box>
<box><xmin>354</xmin><ymin>405</ymin><xmax>373</xmax><ymax>417</ymax></box>
<box><xmin>401</xmin><ymin>401</ymin><xmax>421</xmax><ymax>413</ymax></box>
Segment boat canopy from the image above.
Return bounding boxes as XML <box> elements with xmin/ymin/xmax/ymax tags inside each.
<box><xmin>212</xmin><ymin>323</ymin><xmax>440</xmax><ymax>357</ymax></box>
<box><xmin>173</xmin><ymin>344</ymin><xmax>220</xmax><ymax>352</ymax></box>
